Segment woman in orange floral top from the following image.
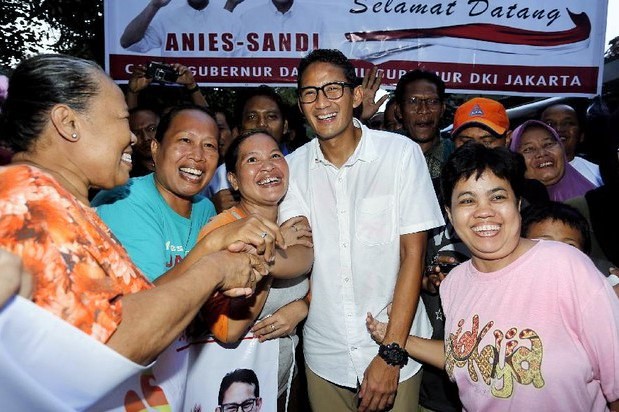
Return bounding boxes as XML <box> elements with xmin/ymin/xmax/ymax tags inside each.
<box><xmin>0</xmin><ymin>54</ymin><xmax>268</xmax><ymax>365</ymax></box>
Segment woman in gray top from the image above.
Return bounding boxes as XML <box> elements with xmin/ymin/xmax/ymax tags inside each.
<box><xmin>196</xmin><ymin>129</ymin><xmax>312</xmax><ymax>409</ymax></box>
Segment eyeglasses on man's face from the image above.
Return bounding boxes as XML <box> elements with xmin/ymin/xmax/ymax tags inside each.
<box><xmin>220</xmin><ymin>398</ymin><xmax>258</xmax><ymax>412</ymax></box>
<box><xmin>298</xmin><ymin>81</ymin><xmax>355</xmax><ymax>104</ymax></box>
<box><xmin>404</xmin><ymin>96</ymin><xmax>442</xmax><ymax>111</ymax></box>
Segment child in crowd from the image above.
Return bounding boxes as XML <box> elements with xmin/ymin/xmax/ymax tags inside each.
<box><xmin>521</xmin><ymin>201</ymin><xmax>619</xmax><ymax>296</ymax></box>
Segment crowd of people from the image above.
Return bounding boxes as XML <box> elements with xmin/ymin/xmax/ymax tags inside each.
<box><xmin>0</xmin><ymin>45</ymin><xmax>618</xmax><ymax>412</ymax></box>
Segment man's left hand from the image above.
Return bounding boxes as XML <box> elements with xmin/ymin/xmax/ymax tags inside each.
<box><xmin>358</xmin><ymin>355</ymin><xmax>399</xmax><ymax>412</ymax></box>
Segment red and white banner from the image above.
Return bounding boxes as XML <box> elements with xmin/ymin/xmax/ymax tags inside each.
<box><xmin>104</xmin><ymin>0</ymin><xmax>609</xmax><ymax>96</ymax></box>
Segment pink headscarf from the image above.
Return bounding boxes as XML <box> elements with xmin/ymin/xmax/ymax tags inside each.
<box><xmin>509</xmin><ymin>120</ymin><xmax>596</xmax><ymax>202</ymax></box>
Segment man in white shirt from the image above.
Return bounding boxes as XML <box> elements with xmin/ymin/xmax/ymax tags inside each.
<box><xmin>541</xmin><ymin>103</ymin><xmax>603</xmax><ymax>187</ymax></box>
<box><xmin>120</xmin><ymin>0</ymin><xmax>238</xmax><ymax>57</ymax></box>
<box><xmin>278</xmin><ymin>49</ymin><xmax>444</xmax><ymax>411</ymax></box>
<box><xmin>236</xmin><ymin>0</ymin><xmax>328</xmax><ymax>57</ymax></box>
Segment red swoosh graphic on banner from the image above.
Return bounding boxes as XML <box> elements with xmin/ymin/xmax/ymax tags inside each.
<box><xmin>345</xmin><ymin>10</ymin><xmax>590</xmax><ymax>47</ymax></box>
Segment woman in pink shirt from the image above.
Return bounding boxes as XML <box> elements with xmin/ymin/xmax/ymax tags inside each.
<box><xmin>368</xmin><ymin>144</ymin><xmax>619</xmax><ymax>411</ymax></box>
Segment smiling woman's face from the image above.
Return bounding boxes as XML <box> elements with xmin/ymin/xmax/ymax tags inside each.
<box><xmin>446</xmin><ymin>169</ymin><xmax>522</xmax><ymax>271</ymax></box>
<box><xmin>77</xmin><ymin>72</ymin><xmax>135</xmax><ymax>190</ymax></box>
<box><xmin>228</xmin><ymin>133</ymin><xmax>289</xmax><ymax>208</ymax></box>
<box><xmin>517</xmin><ymin>126</ymin><xmax>565</xmax><ymax>186</ymax></box>
<box><xmin>152</xmin><ymin>109</ymin><xmax>219</xmax><ymax>201</ymax></box>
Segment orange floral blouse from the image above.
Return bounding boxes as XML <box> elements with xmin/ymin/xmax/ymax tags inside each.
<box><xmin>0</xmin><ymin>165</ymin><xmax>152</xmax><ymax>343</ymax></box>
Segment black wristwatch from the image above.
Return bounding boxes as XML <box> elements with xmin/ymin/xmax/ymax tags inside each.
<box><xmin>378</xmin><ymin>342</ymin><xmax>409</xmax><ymax>368</ymax></box>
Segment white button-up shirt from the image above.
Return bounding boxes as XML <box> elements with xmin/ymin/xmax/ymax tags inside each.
<box><xmin>279</xmin><ymin>120</ymin><xmax>444</xmax><ymax>387</ymax></box>
<box><xmin>236</xmin><ymin>1</ymin><xmax>327</xmax><ymax>57</ymax></box>
<box><xmin>126</xmin><ymin>2</ymin><xmax>239</xmax><ymax>56</ymax></box>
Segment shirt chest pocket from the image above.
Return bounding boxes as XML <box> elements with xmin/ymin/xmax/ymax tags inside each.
<box><xmin>355</xmin><ymin>195</ymin><xmax>396</xmax><ymax>246</ymax></box>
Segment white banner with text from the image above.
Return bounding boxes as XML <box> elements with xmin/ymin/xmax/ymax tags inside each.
<box><xmin>104</xmin><ymin>0</ymin><xmax>609</xmax><ymax>96</ymax></box>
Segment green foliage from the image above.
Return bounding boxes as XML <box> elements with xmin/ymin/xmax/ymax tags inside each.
<box><xmin>0</xmin><ymin>0</ymin><xmax>104</xmax><ymax>69</ymax></box>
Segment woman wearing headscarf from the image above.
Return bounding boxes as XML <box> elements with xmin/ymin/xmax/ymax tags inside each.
<box><xmin>509</xmin><ymin>119</ymin><xmax>596</xmax><ymax>202</ymax></box>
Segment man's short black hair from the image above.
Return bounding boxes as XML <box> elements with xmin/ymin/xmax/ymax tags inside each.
<box><xmin>234</xmin><ymin>85</ymin><xmax>287</xmax><ymax>127</ymax></box>
<box><xmin>394</xmin><ymin>69</ymin><xmax>445</xmax><ymax>105</ymax></box>
<box><xmin>297</xmin><ymin>49</ymin><xmax>357</xmax><ymax>88</ymax></box>
<box><xmin>218</xmin><ymin>368</ymin><xmax>260</xmax><ymax>405</ymax></box>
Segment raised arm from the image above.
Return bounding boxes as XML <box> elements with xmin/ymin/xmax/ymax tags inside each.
<box><xmin>223</xmin><ymin>0</ymin><xmax>245</xmax><ymax>12</ymax></box>
<box><xmin>360</xmin><ymin>66</ymin><xmax>389</xmax><ymax>123</ymax></box>
<box><xmin>172</xmin><ymin>63</ymin><xmax>209</xmax><ymax>108</ymax></box>
<box><xmin>120</xmin><ymin>0</ymin><xmax>171</xmax><ymax>48</ymax></box>
<box><xmin>125</xmin><ymin>64</ymin><xmax>152</xmax><ymax>110</ymax></box>
<box><xmin>218</xmin><ymin>277</ymin><xmax>272</xmax><ymax>341</ymax></box>
<box><xmin>188</xmin><ymin>215</ymin><xmax>313</xmax><ymax>342</ymax></box>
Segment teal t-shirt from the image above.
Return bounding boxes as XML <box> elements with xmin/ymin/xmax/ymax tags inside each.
<box><xmin>92</xmin><ymin>173</ymin><xmax>216</xmax><ymax>282</ymax></box>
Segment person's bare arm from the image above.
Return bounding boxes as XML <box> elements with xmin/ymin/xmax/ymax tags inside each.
<box><xmin>107</xmin><ymin>247</ymin><xmax>266</xmax><ymax>365</ymax></box>
<box><xmin>0</xmin><ymin>249</ymin><xmax>33</xmax><ymax>307</ymax></box>
<box><xmin>196</xmin><ymin>216</ymin><xmax>312</xmax><ymax>340</ymax></box>
<box><xmin>267</xmin><ymin>216</ymin><xmax>314</xmax><ymax>279</ymax></box>
<box><xmin>360</xmin><ymin>66</ymin><xmax>389</xmax><ymax>122</ymax></box>
<box><xmin>196</xmin><ymin>215</ymin><xmax>285</xmax><ymax>264</ymax></box>
<box><xmin>194</xmin><ymin>215</ymin><xmax>312</xmax><ymax>279</ymax></box>
<box><xmin>221</xmin><ymin>277</ymin><xmax>273</xmax><ymax>342</ymax></box>
<box><xmin>251</xmin><ymin>298</ymin><xmax>309</xmax><ymax>342</ymax></box>
<box><xmin>125</xmin><ymin>64</ymin><xmax>152</xmax><ymax>109</ymax></box>
<box><xmin>358</xmin><ymin>231</ymin><xmax>426</xmax><ymax>412</ymax></box>
<box><xmin>120</xmin><ymin>0</ymin><xmax>171</xmax><ymax>48</ymax></box>
<box><xmin>223</xmin><ymin>0</ymin><xmax>245</xmax><ymax>12</ymax></box>
<box><xmin>172</xmin><ymin>64</ymin><xmax>208</xmax><ymax>108</ymax></box>
<box><xmin>367</xmin><ymin>312</ymin><xmax>446</xmax><ymax>370</ymax></box>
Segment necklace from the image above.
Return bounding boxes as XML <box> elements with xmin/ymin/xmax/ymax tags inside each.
<box><xmin>184</xmin><ymin>206</ymin><xmax>195</xmax><ymax>254</ymax></box>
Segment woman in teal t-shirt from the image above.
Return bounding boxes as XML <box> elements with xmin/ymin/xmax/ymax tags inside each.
<box><xmin>93</xmin><ymin>105</ymin><xmax>219</xmax><ymax>281</ymax></box>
